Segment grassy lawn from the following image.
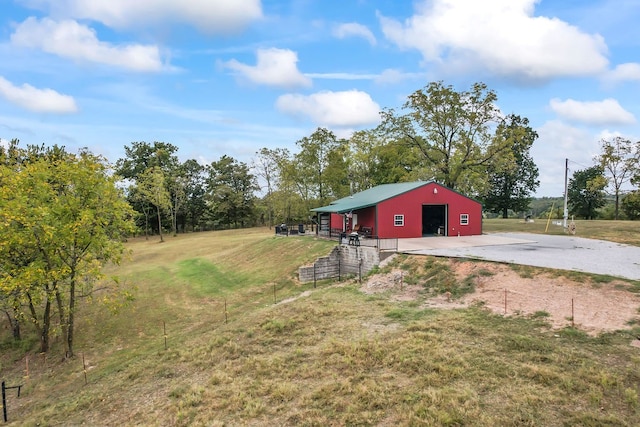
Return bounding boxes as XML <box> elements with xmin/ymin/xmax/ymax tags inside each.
<box><xmin>483</xmin><ymin>218</ymin><xmax>640</xmax><ymax>247</ymax></box>
<box><xmin>1</xmin><ymin>227</ymin><xmax>640</xmax><ymax>426</ymax></box>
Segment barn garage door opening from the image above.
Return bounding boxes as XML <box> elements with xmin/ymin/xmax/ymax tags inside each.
<box><xmin>422</xmin><ymin>205</ymin><xmax>447</xmax><ymax>236</ymax></box>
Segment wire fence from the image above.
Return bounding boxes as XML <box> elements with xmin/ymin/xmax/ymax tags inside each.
<box><xmin>1</xmin><ymin>269</ymin><xmax>346</xmax><ymax>422</ymax></box>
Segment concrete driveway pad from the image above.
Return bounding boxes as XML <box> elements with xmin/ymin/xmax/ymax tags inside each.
<box><xmin>398</xmin><ymin>234</ymin><xmax>535</xmax><ymax>250</ymax></box>
<box><xmin>398</xmin><ymin>232</ymin><xmax>640</xmax><ymax>280</ymax></box>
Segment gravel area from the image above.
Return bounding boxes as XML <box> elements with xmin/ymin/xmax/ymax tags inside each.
<box><xmin>362</xmin><ymin>258</ymin><xmax>640</xmax><ymax>335</ymax></box>
<box><xmin>398</xmin><ymin>232</ymin><xmax>640</xmax><ymax>280</ymax></box>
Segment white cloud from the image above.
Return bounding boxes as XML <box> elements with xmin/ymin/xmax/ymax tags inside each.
<box><xmin>596</xmin><ymin>129</ymin><xmax>624</xmax><ymax>141</ymax></box>
<box><xmin>306</xmin><ymin>72</ymin><xmax>378</xmax><ymax>80</ymax></box>
<box><xmin>0</xmin><ymin>76</ymin><xmax>77</xmax><ymax>113</ymax></box>
<box><xmin>18</xmin><ymin>0</ymin><xmax>262</xmax><ymax>33</ymax></box>
<box><xmin>533</xmin><ymin>120</ymin><xmax>595</xmax><ymax>196</ymax></box>
<box><xmin>549</xmin><ymin>98</ymin><xmax>636</xmax><ymax>126</ymax></box>
<box><xmin>374</xmin><ymin>69</ymin><xmax>425</xmax><ymax>85</ymax></box>
<box><xmin>379</xmin><ymin>0</ymin><xmax>609</xmax><ymax>81</ymax></box>
<box><xmin>604</xmin><ymin>63</ymin><xmax>640</xmax><ymax>83</ymax></box>
<box><xmin>275</xmin><ymin>90</ymin><xmax>380</xmax><ymax>127</ymax></box>
<box><xmin>333</xmin><ymin>22</ymin><xmax>376</xmax><ymax>45</ymax></box>
<box><xmin>222</xmin><ymin>48</ymin><xmax>312</xmax><ymax>89</ymax></box>
<box><xmin>11</xmin><ymin>17</ymin><xmax>165</xmax><ymax>72</ymax></box>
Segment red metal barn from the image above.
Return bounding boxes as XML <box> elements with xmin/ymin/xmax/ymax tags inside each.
<box><xmin>312</xmin><ymin>181</ymin><xmax>482</xmax><ymax>239</ymax></box>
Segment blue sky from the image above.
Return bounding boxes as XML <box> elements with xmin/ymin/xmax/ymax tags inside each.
<box><xmin>1</xmin><ymin>0</ymin><xmax>639</xmax><ymax>197</ymax></box>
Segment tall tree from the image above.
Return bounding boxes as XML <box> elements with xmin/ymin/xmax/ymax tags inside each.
<box><xmin>371</xmin><ymin>139</ymin><xmax>422</xmax><ymax>185</ymax></box>
<box><xmin>294</xmin><ymin>128</ymin><xmax>341</xmax><ymax>205</ymax></box>
<box><xmin>568</xmin><ymin>166</ymin><xmax>607</xmax><ymax>220</ymax></box>
<box><xmin>206</xmin><ymin>156</ymin><xmax>258</xmax><ymax>228</ymax></box>
<box><xmin>179</xmin><ymin>159</ymin><xmax>207</xmax><ymax>232</ymax></box>
<box><xmin>127</xmin><ymin>185</ymin><xmax>153</xmax><ymax>238</ymax></box>
<box><xmin>136</xmin><ymin>167</ymin><xmax>171</xmax><ymax>242</ymax></box>
<box><xmin>253</xmin><ymin>148</ymin><xmax>289</xmax><ymax>228</ymax></box>
<box><xmin>273</xmin><ymin>156</ymin><xmax>307</xmax><ymax>224</ymax></box>
<box><xmin>594</xmin><ymin>137</ymin><xmax>640</xmax><ymax>220</ymax></box>
<box><xmin>115</xmin><ymin>141</ymin><xmax>179</xmax><ymax>180</ymax></box>
<box><xmin>348</xmin><ymin>130</ymin><xmax>422</xmax><ymax>191</ymax></box>
<box><xmin>483</xmin><ymin>115</ymin><xmax>540</xmax><ymax>218</ymax></box>
<box><xmin>347</xmin><ymin>130</ymin><xmax>378</xmax><ymax>192</ymax></box>
<box><xmin>282</xmin><ymin>155</ymin><xmax>314</xmax><ymax>216</ymax></box>
<box><xmin>0</xmin><ymin>144</ymin><xmax>135</xmax><ymax>355</ymax></box>
<box><xmin>167</xmin><ymin>169</ymin><xmax>187</xmax><ymax>236</ymax></box>
<box><xmin>379</xmin><ymin>81</ymin><xmax>511</xmax><ymax>194</ymax></box>
<box><xmin>324</xmin><ymin>138</ymin><xmax>351</xmax><ymax>200</ymax></box>
<box><xmin>116</xmin><ymin>141</ymin><xmax>179</xmax><ymax>235</ymax></box>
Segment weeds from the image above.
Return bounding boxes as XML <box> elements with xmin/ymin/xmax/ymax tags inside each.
<box><xmin>4</xmin><ymin>229</ymin><xmax>640</xmax><ymax>426</ymax></box>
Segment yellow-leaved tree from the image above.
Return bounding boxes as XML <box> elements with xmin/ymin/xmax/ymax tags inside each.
<box><xmin>0</xmin><ymin>141</ymin><xmax>136</xmax><ymax>357</ymax></box>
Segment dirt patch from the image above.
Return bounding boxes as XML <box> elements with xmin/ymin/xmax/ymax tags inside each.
<box><xmin>361</xmin><ymin>258</ymin><xmax>640</xmax><ymax>335</ymax></box>
<box><xmin>279</xmin><ymin>290</ymin><xmax>312</xmax><ymax>305</ymax></box>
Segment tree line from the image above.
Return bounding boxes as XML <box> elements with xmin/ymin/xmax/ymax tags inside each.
<box><xmin>116</xmin><ymin>81</ymin><xmax>544</xmax><ymax>234</ymax></box>
<box><xmin>1</xmin><ymin>80</ymin><xmax>639</xmax><ymax>356</ymax></box>
<box><xmin>116</xmin><ymin>81</ymin><xmax>638</xmax><ymax>227</ymax></box>
<box><xmin>568</xmin><ymin>137</ymin><xmax>640</xmax><ymax>220</ymax></box>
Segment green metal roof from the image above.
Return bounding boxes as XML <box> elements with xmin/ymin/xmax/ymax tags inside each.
<box><xmin>311</xmin><ymin>181</ymin><xmax>431</xmax><ymax>213</ymax></box>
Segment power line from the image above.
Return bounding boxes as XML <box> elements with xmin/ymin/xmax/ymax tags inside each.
<box><xmin>567</xmin><ymin>159</ymin><xmax>594</xmax><ymax>170</ymax></box>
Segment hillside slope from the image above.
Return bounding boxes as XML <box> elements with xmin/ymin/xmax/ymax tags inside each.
<box><xmin>2</xmin><ymin>228</ymin><xmax>640</xmax><ymax>426</ymax></box>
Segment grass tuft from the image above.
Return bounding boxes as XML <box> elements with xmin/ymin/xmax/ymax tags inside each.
<box><xmin>3</xmin><ymin>227</ymin><xmax>640</xmax><ymax>425</ymax></box>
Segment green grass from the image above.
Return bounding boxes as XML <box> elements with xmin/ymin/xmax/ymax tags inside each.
<box><xmin>2</xmin><ymin>227</ymin><xmax>640</xmax><ymax>426</ymax></box>
<box><xmin>176</xmin><ymin>258</ymin><xmax>252</xmax><ymax>296</ymax></box>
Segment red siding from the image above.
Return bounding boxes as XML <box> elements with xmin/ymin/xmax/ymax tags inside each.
<box><xmin>328</xmin><ymin>207</ymin><xmax>378</xmax><ymax>234</ymax></box>
<box><xmin>330</xmin><ymin>212</ymin><xmax>343</xmax><ymax>231</ymax></box>
<box><xmin>353</xmin><ymin>206</ymin><xmax>376</xmax><ymax>233</ymax></box>
<box><xmin>376</xmin><ymin>182</ymin><xmax>482</xmax><ymax>238</ymax></box>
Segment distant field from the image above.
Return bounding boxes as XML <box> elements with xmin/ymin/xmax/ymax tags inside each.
<box><xmin>483</xmin><ymin>218</ymin><xmax>640</xmax><ymax>247</ymax></box>
<box><xmin>2</xmin><ymin>227</ymin><xmax>640</xmax><ymax>426</ymax></box>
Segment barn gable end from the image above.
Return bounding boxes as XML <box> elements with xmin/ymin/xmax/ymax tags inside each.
<box><xmin>312</xmin><ymin>181</ymin><xmax>482</xmax><ymax>239</ymax></box>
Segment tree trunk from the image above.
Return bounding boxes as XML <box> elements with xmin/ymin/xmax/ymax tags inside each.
<box><xmin>12</xmin><ymin>317</ymin><xmax>20</xmax><ymax>340</ymax></box>
<box><xmin>40</xmin><ymin>298</ymin><xmax>51</xmax><ymax>353</ymax></box>
<box><xmin>615</xmin><ymin>193</ymin><xmax>619</xmax><ymax>220</ymax></box>
<box><xmin>157</xmin><ymin>206</ymin><xmax>164</xmax><ymax>242</ymax></box>
<box><xmin>502</xmin><ymin>207</ymin><xmax>508</xmax><ymax>218</ymax></box>
<box><xmin>143</xmin><ymin>208</ymin><xmax>150</xmax><ymax>240</ymax></box>
<box><xmin>172</xmin><ymin>198</ymin><xmax>178</xmax><ymax>237</ymax></box>
<box><xmin>55</xmin><ymin>288</ymin><xmax>67</xmax><ymax>355</ymax></box>
<box><xmin>66</xmin><ymin>275</ymin><xmax>76</xmax><ymax>358</ymax></box>
<box><xmin>4</xmin><ymin>310</ymin><xmax>20</xmax><ymax>340</ymax></box>
<box><xmin>27</xmin><ymin>291</ymin><xmax>50</xmax><ymax>353</ymax></box>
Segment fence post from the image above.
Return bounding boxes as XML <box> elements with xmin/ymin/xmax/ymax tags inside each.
<box><xmin>163</xmin><ymin>321</ymin><xmax>168</xmax><ymax>350</ymax></box>
<box><xmin>338</xmin><ymin>255</ymin><xmax>341</xmax><ymax>281</ymax></box>
<box><xmin>359</xmin><ymin>258</ymin><xmax>362</xmax><ymax>283</ymax></box>
<box><xmin>313</xmin><ymin>263</ymin><xmax>316</xmax><ymax>288</ymax></box>
<box><xmin>504</xmin><ymin>289</ymin><xmax>507</xmax><ymax>315</ymax></box>
<box><xmin>2</xmin><ymin>381</ymin><xmax>6</xmax><ymax>423</ymax></box>
<box><xmin>1</xmin><ymin>381</ymin><xmax>23</xmax><ymax>423</ymax></box>
<box><xmin>82</xmin><ymin>353</ymin><xmax>88</xmax><ymax>385</ymax></box>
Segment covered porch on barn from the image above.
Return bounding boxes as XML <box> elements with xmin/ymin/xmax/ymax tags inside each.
<box><xmin>313</xmin><ymin>206</ymin><xmax>376</xmax><ymax>240</ymax></box>
<box><xmin>311</xmin><ymin>208</ymin><xmax>398</xmax><ymax>251</ymax></box>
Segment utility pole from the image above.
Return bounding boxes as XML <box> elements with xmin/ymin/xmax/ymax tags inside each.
<box><xmin>563</xmin><ymin>158</ymin><xmax>569</xmax><ymax>229</ymax></box>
